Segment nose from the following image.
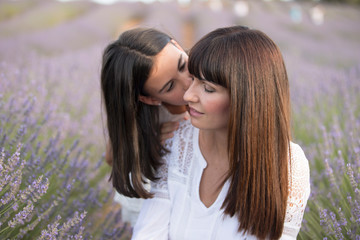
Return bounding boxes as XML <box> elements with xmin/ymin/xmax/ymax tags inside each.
<box><xmin>183</xmin><ymin>78</ymin><xmax>197</xmax><ymax>103</ymax></box>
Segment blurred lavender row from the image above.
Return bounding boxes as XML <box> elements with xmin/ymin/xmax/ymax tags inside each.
<box><xmin>1</xmin><ymin>0</ymin><xmax>359</xmax><ymax>239</ymax></box>
<box><xmin>0</xmin><ymin>79</ymin><xmax>130</xmax><ymax>238</ymax></box>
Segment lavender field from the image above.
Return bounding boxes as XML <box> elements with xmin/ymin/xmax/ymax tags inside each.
<box><xmin>0</xmin><ymin>0</ymin><xmax>359</xmax><ymax>239</ymax></box>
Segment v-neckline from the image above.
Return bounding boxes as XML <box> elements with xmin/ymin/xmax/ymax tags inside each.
<box><xmin>193</xmin><ymin>128</ymin><xmax>229</xmax><ymax>210</ymax></box>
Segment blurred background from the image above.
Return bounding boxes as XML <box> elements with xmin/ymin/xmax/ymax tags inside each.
<box><xmin>1</xmin><ymin>0</ymin><xmax>359</xmax><ymax>155</ymax></box>
<box><xmin>0</xmin><ymin>0</ymin><xmax>359</xmax><ymax>239</ymax></box>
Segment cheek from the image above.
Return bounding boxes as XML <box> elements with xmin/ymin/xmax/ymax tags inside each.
<box><xmin>170</xmin><ymin>87</ymin><xmax>187</xmax><ymax>104</ymax></box>
<box><xmin>160</xmin><ymin>89</ymin><xmax>187</xmax><ymax>105</ymax></box>
<box><xmin>205</xmin><ymin>97</ymin><xmax>230</xmax><ymax>115</ymax></box>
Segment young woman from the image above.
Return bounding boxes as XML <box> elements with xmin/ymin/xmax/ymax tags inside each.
<box><xmin>132</xmin><ymin>26</ymin><xmax>311</xmax><ymax>239</ymax></box>
<box><xmin>101</xmin><ymin>28</ymin><xmax>192</xmax><ymax>225</ymax></box>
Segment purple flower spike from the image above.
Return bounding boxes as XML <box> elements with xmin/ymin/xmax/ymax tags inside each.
<box><xmin>8</xmin><ymin>201</ymin><xmax>34</xmax><ymax>228</ymax></box>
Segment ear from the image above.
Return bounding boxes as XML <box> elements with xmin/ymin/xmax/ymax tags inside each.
<box><xmin>170</xmin><ymin>39</ymin><xmax>185</xmax><ymax>52</ymax></box>
<box><xmin>139</xmin><ymin>95</ymin><xmax>161</xmax><ymax>106</ymax></box>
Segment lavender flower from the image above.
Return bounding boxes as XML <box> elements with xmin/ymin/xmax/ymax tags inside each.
<box><xmin>39</xmin><ymin>215</ymin><xmax>61</xmax><ymax>240</ymax></box>
<box><xmin>18</xmin><ymin>175</ymin><xmax>48</xmax><ymax>203</ymax></box>
<box><xmin>58</xmin><ymin>211</ymin><xmax>87</xmax><ymax>238</ymax></box>
<box><xmin>1</xmin><ymin>84</ymin><xmax>124</xmax><ymax>239</ymax></box>
<box><xmin>347</xmin><ymin>164</ymin><xmax>359</xmax><ymax>195</ymax></box>
<box><xmin>16</xmin><ymin>200</ymin><xmax>59</xmax><ymax>239</ymax></box>
<box><xmin>1</xmin><ymin>169</ymin><xmax>22</xmax><ymax>205</ymax></box>
<box><xmin>7</xmin><ymin>201</ymin><xmax>34</xmax><ymax>228</ymax></box>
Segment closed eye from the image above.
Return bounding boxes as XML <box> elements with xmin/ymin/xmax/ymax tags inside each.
<box><xmin>179</xmin><ymin>61</ymin><xmax>186</xmax><ymax>72</ymax></box>
<box><xmin>204</xmin><ymin>84</ymin><xmax>215</xmax><ymax>93</ymax></box>
<box><xmin>200</xmin><ymin>80</ymin><xmax>215</xmax><ymax>93</ymax></box>
<box><xmin>166</xmin><ymin>81</ymin><xmax>174</xmax><ymax>92</ymax></box>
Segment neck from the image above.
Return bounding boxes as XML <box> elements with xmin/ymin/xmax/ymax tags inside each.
<box><xmin>199</xmin><ymin>128</ymin><xmax>228</xmax><ymax>165</ymax></box>
<box><xmin>162</xmin><ymin>103</ymin><xmax>187</xmax><ymax>114</ymax></box>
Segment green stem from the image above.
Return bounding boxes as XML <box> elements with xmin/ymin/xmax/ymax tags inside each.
<box><xmin>0</xmin><ymin>184</ymin><xmax>11</xmax><ymax>199</ymax></box>
<box><xmin>0</xmin><ymin>225</ymin><xmax>10</xmax><ymax>236</ymax></box>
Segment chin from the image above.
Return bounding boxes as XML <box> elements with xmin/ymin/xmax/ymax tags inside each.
<box><xmin>189</xmin><ymin>119</ymin><xmax>200</xmax><ymax>128</ymax></box>
<box><xmin>189</xmin><ymin>119</ymin><xmax>228</xmax><ymax>132</ymax></box>
<box><xmin>189</xmin><ymin>119</ymin><xmax>205</xmax><ymax>130</ymax></box>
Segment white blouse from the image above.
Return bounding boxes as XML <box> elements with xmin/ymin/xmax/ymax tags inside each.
<box><xmin>132</xmin><ymin>121</ymin><xmax>311</xmax><ymax>240</ymax></box>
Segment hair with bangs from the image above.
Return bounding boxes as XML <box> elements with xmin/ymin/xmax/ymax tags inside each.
<box><xmin>101</xmin><ymin>28</ymin><xmax>171</xmax><ymax>199</ymax></box>
<box><xmin>188</xmin><ymin>26</ymin><xmax>291</xmax><ymax>239</ymax></box>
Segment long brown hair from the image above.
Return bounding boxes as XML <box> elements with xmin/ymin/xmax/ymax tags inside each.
<box><xmin>101</xmin><ymin>28</ymin><xmax>171</xmax><ymax>198</ymax></box>
<box><xmin>188</xmin><ymin>26</ymin><xmax>291</xmax><ymax>239</ymax></box>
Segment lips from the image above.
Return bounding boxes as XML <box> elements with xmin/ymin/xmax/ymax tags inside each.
<box><xmin>187</xmin><ymin>106</ymin><xmax>203</xmax><ymax>117</ymax></box>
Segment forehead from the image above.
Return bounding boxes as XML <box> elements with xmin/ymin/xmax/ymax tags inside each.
<box><xmin>144</xmin><ymin>43</ymin><xmax>183</xmax><ymax>92</ymax></box>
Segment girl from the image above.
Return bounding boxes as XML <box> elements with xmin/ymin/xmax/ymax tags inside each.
<box><xmin>132</xmin><ymin>26</ymin><xmax>310</xmax><ymax>239</ymax></box>
<box><xmin>101</xmin><ymin>27</ymin><xmax>192</xmax><ymax>225</ymax></box>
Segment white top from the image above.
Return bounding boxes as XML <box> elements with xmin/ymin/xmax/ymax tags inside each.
<box><xmin>114</xmin><ymin>106</ymin><xmax>186</xmax><ymax>226</ymax></box>
<box><xmin>132</xmin><ymin>120</ymin><xmax>311</xmax><ymax>240</ymax></box>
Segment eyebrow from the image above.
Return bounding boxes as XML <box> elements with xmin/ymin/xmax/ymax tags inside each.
<box><xmin>158</xmin><ymin>54</ymin><xmax>183</xmax><ymax>93</ymax></box>
<box><xmin>200</xmin><ymin>77</ymin><xmax>220</xmax><ymax>87</ymax></box>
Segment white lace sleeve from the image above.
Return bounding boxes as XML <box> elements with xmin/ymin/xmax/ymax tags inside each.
<box><xmin>133</xmin><ymin>121</ymin><xmax>193</xmax><ymax>240</ymax></box>
<box><xmin>149</xmin><ymin>138</ymin><xmax>173</xmax><ymax>200</ymax></box>
<box><xmin>281</xmin><ymin>143</ymin><xmax>311</xmax><ymax>240</ymax></box>
<box><xmin>132</xmin><ymin>139</ymin><xmax>173</xmax><ymax>240</ymax></box>
<box><xmin>150</xmin><ymin>163</ymin><xmax>169</xmax><ymax>200</ymax></box>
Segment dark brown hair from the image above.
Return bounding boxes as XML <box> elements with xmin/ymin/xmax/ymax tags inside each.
<box><xmin>188</xmin><ymin>26</ymin><xmax>291</xmax><ymax>239</ymax></box>
<box><xmin>101</xmin><ymin>28</ymin><xmax>171</xmax><ymax>198</ymax></box>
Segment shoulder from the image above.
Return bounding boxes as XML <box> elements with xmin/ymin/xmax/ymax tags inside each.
<box><xmin>164</xmin><ymin>120</ymin><xmax>195</xmax><ymax>177</ymax></box>
<box><xmin>283</xmin><ymin>142</ymin><xmax>311</xmax><ymax>236</ymax></box>
<box><xmin>289</xmin><ymin>142</ymin><xmax>310</xmax><ymax>178</ymax></box>
<box><xmin>164</xmin><ymin>120</ymin><xmax>194</xmax><ymax>150</ymax></box>
<box><xmin>287</xmin><ymin>142</ymin><xmax>311</xmax><ymax>202</ymax></box>
<box><xmin>289</xmin><ymin>142</ymin><xmax>307</xmax><ymax>161</ymax></box>
<box><xmin>176</xmin><ymin>120</ymin><xmax>194</xmax><ymax>137</ymax></box>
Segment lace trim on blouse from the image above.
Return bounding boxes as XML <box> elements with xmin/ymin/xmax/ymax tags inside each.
<box><xmin>151</xmin><ymin>121</ymin><xmax>194</xmax><ymax>198</ymax></box>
